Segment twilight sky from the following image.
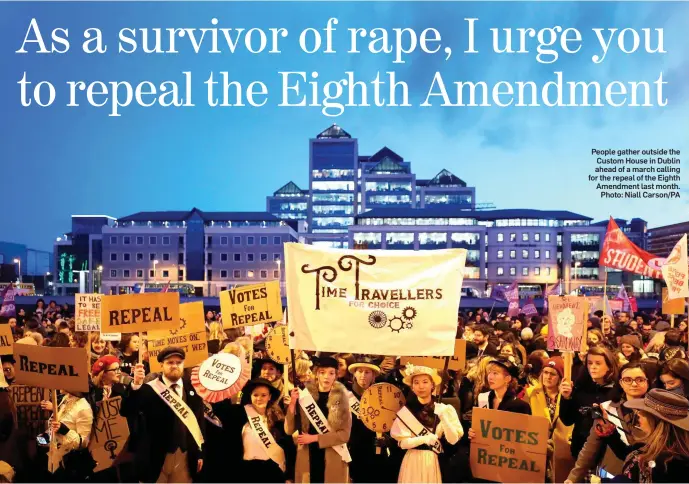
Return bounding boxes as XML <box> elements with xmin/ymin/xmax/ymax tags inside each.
<box><xmin>1</xmin><ymin>1</ymin><xmax>687</xmax><ymax>251</ymax></box>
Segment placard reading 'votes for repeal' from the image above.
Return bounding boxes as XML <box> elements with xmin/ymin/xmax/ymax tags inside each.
<box><xmin>0</xmin><ymin>324</ymin><xmax>13</xmax><ymax>356</ymax></box>
<box><xmin>13</xmin><ymin>344</ymin><xmax>89</xmax><ymax>394</ymax></box>
<box><xmin>148</xmin><ymin>301</ymin><xmax>208</xmax><ymax>373</ymax></box>
<box><xmin>100</xmin><ymin>292</ymin><xmax>180</xmax><ymax>334</ymax></box>
<box><xmin>75</xmin><ymin>293</ymin><xmax>102</xmax><ymax>332</ymax></box>
<box><xmin>470</xmin><ymin>407</ymin><xmax>548</xmax><ymax>483</ymax></box>
<box><xmin>219</xmin><ymin>281</ymin><xmax>282</xmax><ymax>328</ymax></box>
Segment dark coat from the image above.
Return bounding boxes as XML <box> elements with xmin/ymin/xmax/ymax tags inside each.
<box><xmin>120</xmin><ymin>376</ymin><xmax>205</xmax><ymax>483</ymax></box>
<box><xmin>210</xmin><ymin>400</ymin><xmax>289</xmax><ymax>482</ymax></box>
<box><xmin>559</xmin><ymin>377</ymin><xmax>616</xmax><ymax>458</ymax></box>
<box><xmin>483</xmin><ymin>389</ymin><xmax>532</xmax><ymax>415</ymax></box>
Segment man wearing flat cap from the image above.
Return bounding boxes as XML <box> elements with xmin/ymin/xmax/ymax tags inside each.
<box><xmin>121</xmin><ymin>346</ymin><xmax>205</xmax><ymax>483</ymax></box>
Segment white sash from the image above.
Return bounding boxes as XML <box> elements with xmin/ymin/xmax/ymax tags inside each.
<box><xmin>478</xmin><ymin>391</ymin><xmax>490</xmax><ymax>409</ymax></box>
<box><xmin>148</xmin><ymin>379</ymin><xmax>205</xmax><ymax>449</ymax></box>
<box><xmin>347</xmin><ymin>391</ymin><xmax>360</xmax><ymax>418</ymax></box>
<box><xmin>601</xmin><ymin>400</ymin><xmax>629</xmax><ymax>446</ymax></box>
<box><xmin>245</xmin><ymin>405</ymin><xmax>286</xmax><ymax>471</ymax></box>
<box><xmin>298</xmin><ymin>388</ymin><xmax>352</xmax><ymax>463</ymax></box>
<box><xmin>396</xmin><ymin>406</ymin><xmax>443</xmax><ymax>454</ymax></box>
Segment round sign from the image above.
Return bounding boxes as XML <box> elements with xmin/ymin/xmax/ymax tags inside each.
<box><xmin>191</xmin><ymin>352</ymin><xmax>250</xmax><ymax>403</ymax></box>
<box><xmin>359</xmin><ymin>383</ymin><xmax>406</xmax><ymax>433</ymax></box>
<box><xmin>265</xmin><ymin>325</ymin><xmax>291</xmax><ymax>364</ymax></box>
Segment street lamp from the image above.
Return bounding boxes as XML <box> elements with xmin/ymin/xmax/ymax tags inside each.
<box><xmin>153</xmin><ymin>259</ymin><xmax>159</xmax><ymax>284</ymax></box>
<box><xmin>276</xmin><ymin>260</ymin><xmax>282</xmax><ymax>296</ymax></box>
<box><xmin>13</xmin><ymin>258</ymin><xmax>21</xmax><ymax>283</ymax></box>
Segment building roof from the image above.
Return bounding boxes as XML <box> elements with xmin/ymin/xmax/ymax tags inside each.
<box><xmin>368</xmin><ymin>146</ymin><xmax>403</xmax><ymax>163</ymax></box>
<box><xmin>119</xmin><ymin>208</ymin><xmax>282</xmax><ymax>223</ymax></box>
<box><xmin>368</xmin><ymin>157</ymin><xmax>409</xmax><ymax>174</ymax></box>
<box><xmin>273</xmin><ymin>181</ymin><xmax>306</xmax><ymax>196</ymax></box>
<box><xmin>428</xmin><ymin>169</ymin><xmax>467</xmax><ymax>187</ymax></box>
<box><xmin>316</xmin><ymin>124</ymin><xmax>351</xmax><ymax>139</ymax></box>
<box><xmin>356</xmin><ymin>206</ymin><xmax>592</xmax><ymax>221</ymax></box>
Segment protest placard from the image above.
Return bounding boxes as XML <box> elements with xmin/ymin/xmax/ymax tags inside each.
<box><xmin>547</xmin><ymin>296</ymin><xmax>588</xmax><ymax>352</ymax></box>
<box><xmin>219</xmin><ymin>281</ymin><xmax>282</xmax><ymax>329</ymax></box>
<box><xmin>13</xmin><ymin>345</ymin><xmax>89</xmax><ymax>393</ymax></box>
<box><xmin>9</xmin><ymin>385</ymin><xmax>50</xmax><ymax>441</ymax></box>
<box><xmin>148</xmin><ymin>301</ymin><xmax>208</xmax><ymax>372</ymax></box>
<box><xmin>75</xmin><ymin>293</ymin><xmax>102</xmax><ymax>332</ymax></box>
<box><xmin>663</xmin><ymin>287</ymin><xmax>686</xmax><ymax>315</ymax></box>
<box><xmin>470</xmin><ymin>407</ymin><xmax>549</xmax><ymax>483</ymax></box>
<box><xmin>100</xmin><ymin>292</ymin><xmax>180</xmax><ymax>334</ymax></box>
<box><xmin>0</xmin><ymin>324</ymin><xmax>13</xmax><ymax>355</ymax></box>
<box><xmin>400</xmin><ymin>339</ymin><xmax>466</xmax><ymax>371</ymax></box>
<box><xmin>89</xmin><ymin>397</ymin><xmax>130</xmax><ymax>473</ymax></box>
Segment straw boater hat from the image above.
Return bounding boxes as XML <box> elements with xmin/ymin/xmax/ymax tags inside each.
<box><xmin>348</xmin><ymin>356</ymin><xmax>381</xmax><ymax>376</ymax></box>
<box><xmin>402</xmin><ymin>363</ymin><xmax>441</xmax><ymax>387</ymax></box>
<box><xmin>624</xmin><ymin>388</ymin><xmax>689</xmax><ymax>431</ymax></box>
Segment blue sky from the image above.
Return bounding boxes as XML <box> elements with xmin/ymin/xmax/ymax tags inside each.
<box><xmin>2</xmin><ymin>1</ymin><xmax>687</xmax><ymax>251</ymax></box>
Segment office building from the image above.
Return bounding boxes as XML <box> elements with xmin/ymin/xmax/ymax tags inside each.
<box><xmin>101</xmin><ymin>209</ymin><xmax>297</xmax><ymax>297</ymax></box>
<box><xmin>648</xmin><ymin>221</ymin><xmax>689</xmax><ymax>257</ymax></box>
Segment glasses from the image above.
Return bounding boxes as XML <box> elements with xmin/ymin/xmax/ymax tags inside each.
<box><xmin>621</xmin><ymin>377</ymin><xmax>648</xmax><ymax>385</ymax></box>
<box><xmin>104</xmin><ymin>367</ymin><xmax>121</xmax><ymax>373</ymax></box>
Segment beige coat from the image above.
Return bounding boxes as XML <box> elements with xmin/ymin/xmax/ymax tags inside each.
<box><xmin>286</xmin><ymin>381</ymin><xmax>352</xmax><ymax>483</ymax></box>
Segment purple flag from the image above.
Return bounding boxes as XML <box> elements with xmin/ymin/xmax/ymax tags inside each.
<box><xmin>522</xmin><ymin>297</ymin><xmax>538</xmax><ymax>317</ymax></box>
<box><xmin>542</xmin><ymin>281</ymin><xmax>562</xmax><ymax>314</ymax></box>
<box><xmin>615</xmin><ymin>285</ymin><xmax>632</xmax><ymax>313</ymax></box>
<box><xmin>504</xmin><ymin>282</ymin><xmax>520</xmax><ymax>317</ymax></box>
<box><xmin>0</xmin><ymin>284</ymin><xmax>16</xmax><ymax>318</ymax></box>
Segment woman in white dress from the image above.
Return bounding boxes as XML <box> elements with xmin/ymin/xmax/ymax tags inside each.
<box><xmin>391</xmin><ymin>364</ymin><xmax>463</xmax><ymax>483</ymax></box>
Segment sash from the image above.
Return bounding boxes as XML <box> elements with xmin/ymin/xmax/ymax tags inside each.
<box><xmin>601</xmin><ymin>400</ymin><xmax>629</xmax><ymax>446</ymax></box>
<box><xmin>395</xmin><ymin>406</ymin><xmax>443</xmax><ymax>454</ymax></box>
<box><xmin>347</xmin><ymin>391</ymin><xmax>360</xmax><ymax>418</ymax></box>
<box><xmin>203</xmin><ymin>402</ymin><xmax>223</xmax><ymax>428</ymax></box>
<box><xmin>148</xmin><ymin>380</ymin><xmax>205</xmax><ymax>449</ymax></box>
<box><xmin>245</xmin><ymin>405</ymin><xmax>286</xmax><ymax>471</ymax></box>
<box><xmin>298</xmin><ymin>388</ymin><xmax>352</xmax><ymax>463</ymax></box>
<box><xmin>478</xmin><ymin>391</ymin><xmax>490</xmax><ymax>409</ymax></box>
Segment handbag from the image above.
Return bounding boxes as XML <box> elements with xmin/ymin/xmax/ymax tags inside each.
<box><xmin>62</xmin><ymin>448</ymin><xmax>97</xmax><ymax>478</ymax></box>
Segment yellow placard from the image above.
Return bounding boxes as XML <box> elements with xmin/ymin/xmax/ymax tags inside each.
<box><xmin>219</xmin><ymin>281</ymin><xmax>282</xmax><ymax>328</ymax></box>
<box><xmin>470</xmin><ymin>407</ymin><xmax>549</xmax><ymax>483</ymax></box>
<box><xmin>147</xmin><ymin>301</ymin><xmax>208</xmax><ymax>372</ymax></box>
<box><xmin>14</xmin><ymin>345</ymin><xmax>89</xmax><ymax>394</ymax></box>
<box><xmin>265</xmin><ymin>325</ymin><xmax>291</xmax><ymax>364</ymax></box>
<box><xmin>399</xmin><ymin>339</ymin><xmax>466</xmax><ymax>371</ymax></box>
<box><xmin>663</xmin><ymin>288</ymin><xmax>686</xmax><ymax>315</ymax></box>
<box><xmin>100</xmin><ymin>293</ymin><xmax>180</xmax><ymax>334</ymax></box>
<box><xmin>0</xmin><ymin>324</ymin><xmax>13</xmax><ymax>356</ymax></box>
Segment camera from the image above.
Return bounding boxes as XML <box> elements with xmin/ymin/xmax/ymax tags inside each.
<box><xmin>579</xmin><ymin>406</ymin><xmax>604</xmax><ymax>420</ymax></box>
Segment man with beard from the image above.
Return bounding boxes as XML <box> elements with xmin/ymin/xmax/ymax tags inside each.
<box><xmin>347</xmin><ymin>356</ymin><xmax>401</xmax><ymax>483</ymax></box>
<box><xmin>122</xmin><ymin>346</ymin><xmax>205</xmax><ymax>483</ymax></box>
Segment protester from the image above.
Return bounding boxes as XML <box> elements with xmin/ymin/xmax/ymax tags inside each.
<box><xmin>601</xmin><ymin>389</ymin><xmax>689</xmax><ymax>481</ymax></box>
<box><xmin>286</xmin><ymin>355</ymin><xmax>351</xmax><ymax>483</ymax></box>
<box><xmin>659</xmin><ymin>358</ymin><xmax>689</xmax><ymax>399</ymax></box>
<box><xmin>560</xmin><ymin>345</ymin><xmax>619</xmax><ymax>458</ymax></box>
<box><xmin>121</xmin><ymin>346</ymin><xmax>205</xmax><ymax>483</ymax></box>
<box><xmin>211</xmin><ymin>378</ymin><xmax>288</xmax><ymax>482</ymax></box>
<box><xmin>391</xmin><ymin>364</ymin><xmax>463</xmax><ymax>483</ymax></box>
<box><xmin>566</xmin><ymin>361</ymin><xmax>653</xmax><ymax>482</ymax></box>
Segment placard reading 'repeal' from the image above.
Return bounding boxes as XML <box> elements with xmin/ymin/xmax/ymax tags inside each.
<box><xmin>100</xmin><ymin>293</ymin><xmax>180</xmax><ymax>334</ymax></box>
<box><xmin>285</xmin><ymin>243</ymin><xmax>466</xmax><ymax>356</ymax></box>
<box><xmin>14</xmin><ymin>344</ymin><xmax>89</xmax><ymax>394</ymax></box>
<box><xmin>219</xmin><ymin>281</ymin><xmax>282</xmax><ymax>328</ymax></box>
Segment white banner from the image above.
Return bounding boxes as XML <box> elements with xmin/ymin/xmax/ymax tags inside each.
<box><xmin>285</xmin><ymin>243</ymin><xmax>466</xmax><ymax>356</ymax></box>
<box><xmin>661</xmin><ymin>234</ymin><xmax>689</xmax><ymax>300</ymax></box>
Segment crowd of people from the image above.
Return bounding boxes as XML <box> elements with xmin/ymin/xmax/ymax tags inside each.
<box><xmin>0</xmin><ymin>299</ymin><xmax>688</xmax><ymax>483</ymax></box>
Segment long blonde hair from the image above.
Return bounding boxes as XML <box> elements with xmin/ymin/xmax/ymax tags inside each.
<box><xmin>636</xmin><ymin>411</ymin><xmax>689</xmax><ymax>470</ymax></box>
<box><xmin>468</xmin><ymin>356</ymin><xmax>495</xmax><ymax>399</ymax></box>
